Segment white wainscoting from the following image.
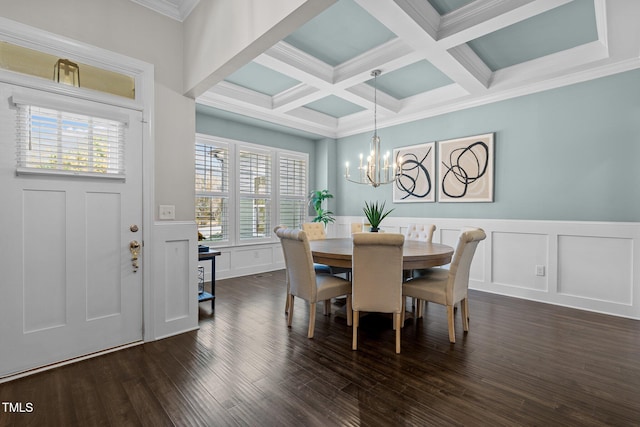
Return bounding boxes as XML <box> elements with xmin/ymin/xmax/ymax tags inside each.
<box><xmin>191</xmin><ymin>218</ymin><xmax>639</xmax><ymax>320</ymax></box>
<box><xmin>330</xmin><ymin>217</ymin><xmax>640</xmax><ymax>320</ymax></box>
<box><xmin>151</xmin><ymin>221</ymin><xmax>199</xmax><ymax>340</ymax></box>
<box><xmin>198</xmin><ymin>242</ymin><xmax>285</xmax><ymax>282</ymax></box>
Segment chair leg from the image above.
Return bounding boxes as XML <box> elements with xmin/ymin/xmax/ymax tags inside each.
<box><xmin>395</xmin><ymin>313</ymin><xmax>401</xmax><ymax>354</ymax></box>
<box><xmin>287</xmin><ymin>295</ymin><xmax>294</xmax><ymax>327</ymax></box>
<box><xmin>401</xmin><ymin>298</ymin><xmax>406</xmax><ymax>326</ymax></box>
<box><xmin>352</xmin><ymin>311</ymin><xmax>359</xmax><ymax>350</ymax></box>
<box><xmin>308</xmin><ymin>302</ymin><xmax>316</xmax><ymax>338</ymax></box>
<box><xmin>461</xmin><ymin>298</ymin><xmax>470</xmax><ymax>332</ymax></box>
<box><xmin>346</xmin><ymin>295</ymin><xmax>353</xmax><ymax>326</ymax></box>
<box><xmin>324</xmin><ymin>299</ymin><xmax>331</xmax><ymax>316</ymax></box>
<box><xmin>447</xmin><ymin>305</ymin><xmax>456</xmax><ymax>343</ymax></box>
<box><xmin>284</xmin><ymin>272</ymin><xmax>290</xmax><ymax>314</ymax></box>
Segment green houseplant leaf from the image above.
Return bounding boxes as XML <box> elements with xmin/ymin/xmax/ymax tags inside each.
<box><xmin>308</xmin><ymin>189</ymin><xmax>335</xmax><ymax>226</ymax></box>
<box><xmin>363</xmin><ymin>200</ymin><xmax>394</xmax><ymax>231</ymax></box>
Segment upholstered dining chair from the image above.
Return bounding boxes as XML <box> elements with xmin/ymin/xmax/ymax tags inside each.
<box><xmin>301</xmin><ymin>222</ymin><xmax>326</xmax><ymax>240</ymax></box>
<box><xmin>275</xmin><ymin>223</ymin><xmax>342</xmax><ymax>315</ymax></box>
<box><xmin>302</xmin><ymin>222</ymin><xmax>351</xmax><ymax>285</ymax></box>
<box><xmin>301</xmin><ymin>222</ymin><xmax>332</xmax><ymax>274</ymax></box>
<box><xmin>352</xmin><ymin>232</ymin><xmax>405</xmax><ymax>354</ymax></box>
<box><xmin>276</xmin><ymin>227</ymin><xmax>352</xmax><ymax>338</ymax></box>
<box><xmin>403</xmin><ymin>223</ymin><xmax>437</xmax><ymax>294</ymax></box>
<box><xmin>351</xmin><ymin>223</ymin><xmax>363</xmax><ymax>234</ymax></box>
<box><xmin>405</xmin><ymin>223</ymin><xmax>436</xmax><ymax>242</ymax></box>
<box><xmin>402</xmin><ymin>227</ymin><xmax>486</xmax><ymax>343</ymax></box>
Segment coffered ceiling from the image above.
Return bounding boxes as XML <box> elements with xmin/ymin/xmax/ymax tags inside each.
<box><xmin>143</xmin><ymin>0</ymin><xmax>640</xmax><ymax>139</ymax></box>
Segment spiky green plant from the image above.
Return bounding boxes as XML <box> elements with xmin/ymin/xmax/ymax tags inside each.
<box><xmin>362</xmin><ymin>200</ymin><xmax>394</xmax><ymax>231</ymax></box>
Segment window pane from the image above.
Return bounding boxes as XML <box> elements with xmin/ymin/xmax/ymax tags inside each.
<box><xmin>279</xmin><ymin>199</ymin><xmax>305</xmax><ymax>229</ymax></box>
<box><xmin>196</xmin><ymin>196</ymin><xmax>228</xmax><ymax>241</ymax></box>
<box><xmin>279</xmin><ymin>157</ymin><xmax>306</xmax><ymax>196</ymax></box>
<box><xmin>196</xmin><ymin>143</ymin><xmax>228</xmax><ymax>193</ymax></box>
<box><xmin>239</xmin><ymin>150</ymin><xmax>270</xmax><ymax>194</ymax></box>
<box><xmin>239</xmin><ymin>197</ymin><xmax>271</xmax><ymax>239</ymax></box>
<box><xmin>16</xmin><ymin>105</ymin><xmax>124</xmax><ymax>176</ymax></box>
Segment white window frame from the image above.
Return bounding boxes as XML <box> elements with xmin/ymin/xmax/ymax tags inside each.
<box><xmin>195</xmin><ymin>136</ymin><xmax>230</xmax><ymax>243</ymax></box>
<box><xmin>236</xmin><ymin>142</ymin><xmax>273</xmax><ymax>243</ymax></box>
<box><xmin>195</xmin><ymin>134</ymin><xmax>309</xmax><ymax>248</ymax></box>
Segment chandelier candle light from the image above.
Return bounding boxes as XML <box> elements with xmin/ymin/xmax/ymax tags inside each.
<box><xmin>345</xmin><ymin>70</ymin><xmax>403</xmax><ymax>188</ymax></box>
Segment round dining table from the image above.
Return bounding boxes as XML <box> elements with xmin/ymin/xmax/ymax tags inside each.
<box><xmin>309</xmin><ymin>237</ymin><xmax>454</xmax><ymax>270</ymax></box>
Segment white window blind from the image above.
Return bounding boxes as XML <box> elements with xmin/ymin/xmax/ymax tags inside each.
<box><xmin>15</xmin><ymin>103</ymin><xmax>125</xmax><ymax>178</ymax></box>
<box><xmin>195</xmin><ymin>142</ymin><xmax>229</xmax><ymax>242</ymax></box>
<box><xmin>279</xmin><ymin>154</ymin><xmax>307</xmax><ymax>229</ymax></box>
<box><xmin>239</xmin><ymin>148</ymin><xmax>271</xmax><ymax>240</ymax></box>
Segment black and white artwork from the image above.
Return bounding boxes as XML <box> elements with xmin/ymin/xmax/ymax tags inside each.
<box><xmin>393</xmin><ymin>142</ymin><xmax>436</xmax><ymax>203</ymax></box>
<box><xmin>437</xmin><ymin>133</ymin><xmax>494</xmax><ymax>202</ymax></box>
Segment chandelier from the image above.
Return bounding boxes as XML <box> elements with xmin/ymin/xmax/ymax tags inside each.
<box><xmin>344</xmin><ymin>69</ymin><xmax>402</xmax><ymax>188</ymax></box>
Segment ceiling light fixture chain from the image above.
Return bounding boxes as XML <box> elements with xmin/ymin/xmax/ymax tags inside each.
<box><xmin>344</xmin><ymin>69</ymin><xmax>402</xmax><ymax>188</ymax></box>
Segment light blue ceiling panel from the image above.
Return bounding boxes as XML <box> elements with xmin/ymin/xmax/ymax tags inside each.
<box><xmin>284</xmin><ymin>0</ymin><xmax>397</xmax><ymax>66</ymax></box>
<box><xmin>367</xmin><ymin>61</ymin><xmax>454</xmax><ymax>99</ymax></box>
<box><xmin>304</xmin><ymin>95</ymin><xmax>365</xmax><ymax>118</ymax></box>
<box><xmin>468</xmin><ymin>0</ymin><xmax>598</xmax><ymax>71</ymax></box>
<box><xmin>428</xmin><ymin>0</ymin><xmax>475</xmax><ymax>15</ymax></box>
<box><xmin>225</xmin><ymin>62</ymin><xmax>300</xmax><ymax>96</ymax></box>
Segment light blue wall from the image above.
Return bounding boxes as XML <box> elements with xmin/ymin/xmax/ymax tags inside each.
<box><xmin>314</xmin><ymin>138</ymin><xmax>339</xmax><ymax>215</ymax></box>
<box><xmin>336</xmin><ymin>69</ymin><xmax>640</xmax><ymax>222</ymax></box>
<box><xmin>196</xmin><ymin>110</ymin><xmax>318</xmax><ymax>191</ymax></box>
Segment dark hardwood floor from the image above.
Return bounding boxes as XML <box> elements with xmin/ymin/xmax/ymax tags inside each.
<box><xmin>1</xmin><ymin>269</ymin><xmax>639</xmax><ymax>426</ymax></box>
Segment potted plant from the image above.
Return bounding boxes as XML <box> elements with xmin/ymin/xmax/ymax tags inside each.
<box><xmin>363</xmin><ymin>201</ymin><xmax>394</xmax><ymax>232</ymax></box>
<box><xmin>309</xmin><ymin>189</ymin><xmax>335</xmax><ymax>227</ymax></box>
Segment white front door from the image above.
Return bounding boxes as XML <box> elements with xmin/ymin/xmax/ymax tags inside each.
<box><xmin>0</xmin><ymin>84</ymin><xmax>144</xmax><ymax>378</ymax></box>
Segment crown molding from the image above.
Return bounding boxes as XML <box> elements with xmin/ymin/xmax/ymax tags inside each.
<box><xmin>129</xmin><ymin>0</ymin><xmax>199</xmax><ymax>22</ymax></box>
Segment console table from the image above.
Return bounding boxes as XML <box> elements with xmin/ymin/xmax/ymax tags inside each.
<box><xmin>198</xmin><ymin>249</ymin><xmax>221</xmax><ymax>310</ymax></box>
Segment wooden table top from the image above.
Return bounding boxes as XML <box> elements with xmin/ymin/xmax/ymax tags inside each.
<box><xmin>309</xmin><ymin>237</ymin><xmax>454</xmax><ymax>270</ymax></box>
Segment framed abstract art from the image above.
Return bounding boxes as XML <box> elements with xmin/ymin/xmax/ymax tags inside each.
<box><xmin>393</xmin><ymin>142</ymin><xmax>436</xmax><ymax>203</ymax></box>
<box><xmin>437</xmin><ymin>132</ymin><xmax>494</xmax><ymax>202</ymax></box>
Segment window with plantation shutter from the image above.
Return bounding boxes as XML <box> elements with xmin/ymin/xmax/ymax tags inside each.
<box><xmin>15</xmin><ymin>102</ymin><xmax>125</xmax><ymax>178</ymax></box>
<box><xmin>195</xmin><ymin>140</ymin><xmax>229</xmax><ymax>242</ymax></box>
<box><xmin>195</xmin><ymin>134</ymin><xmax>308</xmax><ymax>246</ymax></box>
<box><xmin>238</xmin><ymin>147</ymin><xmax>271</xmax><ymax>240</ymax></box>
<box><xmin>279</xmin><ymin>153</ymin><xmax>307</xmax><ymax>229</ymax></box>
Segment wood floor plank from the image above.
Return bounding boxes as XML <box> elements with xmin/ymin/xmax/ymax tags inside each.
<box><xmin>1</xmin><ymin>268</ymin><xmax>639</xmax><ymax>426</ymax></box>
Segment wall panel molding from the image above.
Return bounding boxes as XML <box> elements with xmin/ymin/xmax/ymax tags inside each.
<box><xmin>151</xmin><ymin>221</ymin><xmax>199</xmax><ymax>340</ymax></box>
<box><xmin>332</xmin><ymin>216</ymin><xmax>640</xmax><ymax>320</ymax></box>
<box><xmin>192</xmin><ymin>217</ymin><xmax>639</xmax><ymax>320</ymax></box>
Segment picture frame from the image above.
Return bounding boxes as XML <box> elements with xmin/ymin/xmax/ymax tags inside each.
<box><xmin>393</xmin><ymin>142</ymin><xmax>436</xmax><ymax>203</ymax></box>
<box><xmin>437</xmin><ymin>132</ymin><xmax>494</xmax><ymax>202</ymax></box>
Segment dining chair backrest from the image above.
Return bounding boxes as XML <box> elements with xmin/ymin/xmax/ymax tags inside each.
<box><xmin>405</xmin><ymin>223</ymin><xmax>436</xmax><ymax>242</ymax></box>
<box><xmin>446</xmin><ymin>227</ymin><xmax>486</xmax><ymax>305</ymax></box>
<box><xmin>302</xmin><ymin>222</ymin><xmax>326</xmax><ymax>241</ymax></box>
<box><xmin>276</xmin><ymin>228</ymin><xmax>317</xmax><ymax>302</ymax></box>
<box><xmin>351</xmin><ymin>223</ymin><xmax>363</xmax><ymax>234</ymax></box>
<box><xmin>352</xmin><ymin>233</ymin><xmax>405</xmax><ymax>314</ymax></box>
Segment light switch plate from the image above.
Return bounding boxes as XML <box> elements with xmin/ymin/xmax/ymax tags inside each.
<box><xmin>159</xmin><ymin>204</ymin><xmax>175</xmax><ymax>220</ymax></box>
